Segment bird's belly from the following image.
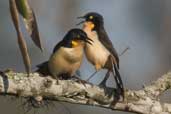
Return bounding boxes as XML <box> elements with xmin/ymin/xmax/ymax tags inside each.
<box><xmin>48</xmin><ymin>47</ymin><xmax>83</xmax><ymax>77</ymax></box>
<box><xmin>85</xmin><ymin>40</ymin><xmax>110</xmax><ymax>69</ymax></box>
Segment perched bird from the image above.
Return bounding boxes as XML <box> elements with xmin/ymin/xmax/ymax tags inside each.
<box><xmin>36</xmin><ymin>28</ymin><xmax>93</xmax><ymax>80</ymax></box>
<box><xmin>77</xmin><ymin>12</ymin><xmax>124</xmax><ymax>99</ymax></box>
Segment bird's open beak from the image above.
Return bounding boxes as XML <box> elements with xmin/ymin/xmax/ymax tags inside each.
<box><xmin>76</xmin><ymin>21</ymin><xmax>85</xmax><ymax>26</ymax></box>
<box><xmin>76</xmin><ymin>16</ymin><xmax>85</xmax><ymax>26</ymax></box>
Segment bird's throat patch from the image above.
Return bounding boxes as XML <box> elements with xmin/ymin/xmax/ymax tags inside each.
<box><xmin>84</xmin><ymin>22</ymin><xmax>95</xmax><ymax>30</ymax></box>
<box><xmin>89</xmin><ymin>23</ymin><xmax>95</xmax><ymax>30</ymax></box>
<box><xmin>71</xmin><ymin>40</ymin><xmax>79</xmax><ymax>47</ymax></box>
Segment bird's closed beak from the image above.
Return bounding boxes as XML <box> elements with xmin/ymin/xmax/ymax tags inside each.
<box><xmin>85</xmin><ymin>37</ymin><xmax>93</xmax><ymax>45</ymax></box>
<box><xmin>76</xmin><ymin>16</ymin><xmax>85</xmax><ymax>26</ymax></box>
<box><xmin>77</xmin><ymin>37</ymin><xmax>93</xmax><ymax>45</ymax></box>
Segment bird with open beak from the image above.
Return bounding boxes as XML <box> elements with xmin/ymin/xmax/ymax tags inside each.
<box><xmin>77</xmin><ymin>12</ymin><xmax>124</xmax><ymax>101</ymax></box>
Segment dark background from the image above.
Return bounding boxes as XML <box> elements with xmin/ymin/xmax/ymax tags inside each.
<box><xmin>0</xmin><ymin>0</ymin><xmax>171</xmax><ymax>114</ymax></box>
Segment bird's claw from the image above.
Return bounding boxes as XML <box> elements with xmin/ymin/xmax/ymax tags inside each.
<box><xmin>110</xmin><ymin>88</ymin><xmax>124</xmax><ymax>106</ymax></box>
<box><xmin>71</xmin><ymin>76</ymin><xmax>93</xmax><ymax>87</ymax></box>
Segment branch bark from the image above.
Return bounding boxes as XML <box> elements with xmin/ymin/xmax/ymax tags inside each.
<box><xmin>0</xmin><ymin>71</ymin><xmax>170</xmax><ymax>114</ymax></box>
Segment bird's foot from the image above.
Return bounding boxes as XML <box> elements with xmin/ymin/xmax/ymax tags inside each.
<box><xmin>113</xmin><ymin>88</ymin><xmax>124</xmax><ymax>102</ymax></box>
<box><xmin>110</xmin><ymin>88</ymin><xmax>123</xmax><ymax>107</ymax></box>
<box><xmin>71</xmin><ymin>76</ymin><xmax>87</xmax><ymax>83</ymax></box>
<box><xmin>117</xmin><ymin>88</ymin><xmax>124</xmax><ymax>101</ymax></box>
<box><xmin>71</xmin><ymin>76</ymin><xmax>93</xmax><ymax>87</ymax></box>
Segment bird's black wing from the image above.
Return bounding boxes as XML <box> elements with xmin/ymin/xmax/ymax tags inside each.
<box><xmin>36</xmin><ymin>61</ymin><xmax>50</xmax><ymax>76</ymax></box>
<box><xmin>36</xmin><ymin>40</ymin><xmax>64</xmax><ymax>75</ymax></box>
<box><xmin>53</xmin><ymin>40</ymin><xmax>64</xmax><ymax>53</ymax></box>
<box><xmin>97</xmin><ymin>29</ymin><xmax>119</xmax><ymax>68</ymax></box>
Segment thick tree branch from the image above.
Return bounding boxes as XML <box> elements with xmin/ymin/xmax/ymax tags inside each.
<box><xmin>0</xmin><ymin>71</ymin><xmax>170</xmax><ymax>114</ymax></box>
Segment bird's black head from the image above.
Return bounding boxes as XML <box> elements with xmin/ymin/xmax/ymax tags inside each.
<box><xmin>63</xmin><ymin>28</ymin><xmax>93</xmax><ymax>47</ymax></box>
<box><xmin>77</xmin><ymin>12</ymin><xmax>104</xmax><ymax>31</ymax></box>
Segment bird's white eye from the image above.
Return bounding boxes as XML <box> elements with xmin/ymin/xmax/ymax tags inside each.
<box><xmin>89</xmin><ymin>16</ymin><xmax>93</xmax><ymax>19</ymax></box>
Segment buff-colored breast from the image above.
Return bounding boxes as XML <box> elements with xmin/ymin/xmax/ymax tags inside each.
<box><xmin>48</xmin><ymin>45</ymin><xmax>84</xmax><ymax>78</ymax></box>
<box><xmin>84</xmin><ymin>29</ymin><xmax>110</xmax><ymax>71</ymax></box>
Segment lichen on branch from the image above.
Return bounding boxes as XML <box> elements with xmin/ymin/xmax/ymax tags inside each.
<box><xmin>0</xmin><ymin>71</ymin><xmax>170</xmax><ymax>114</ymax></box>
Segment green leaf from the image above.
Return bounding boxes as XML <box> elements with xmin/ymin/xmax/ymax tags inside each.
<box><xmin>15</xmin><ymin>0</ymin><xmax>43</xmax><ymax>51</ymax></box>
<box><xmin>15</xmin><ymin>0</ymin><xmax>29</xmax><ymax>18</ymax></box>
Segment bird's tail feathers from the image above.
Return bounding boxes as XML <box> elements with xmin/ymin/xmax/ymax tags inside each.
<box><xmin>111</xmin><ymin>62</ymin><xmax>124</xmax><ymax>99</ymax></box>
<box><xmin>36</xmin><ymin>61</ymin><xmax>50</xmax><ymax>76</ymax></box>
